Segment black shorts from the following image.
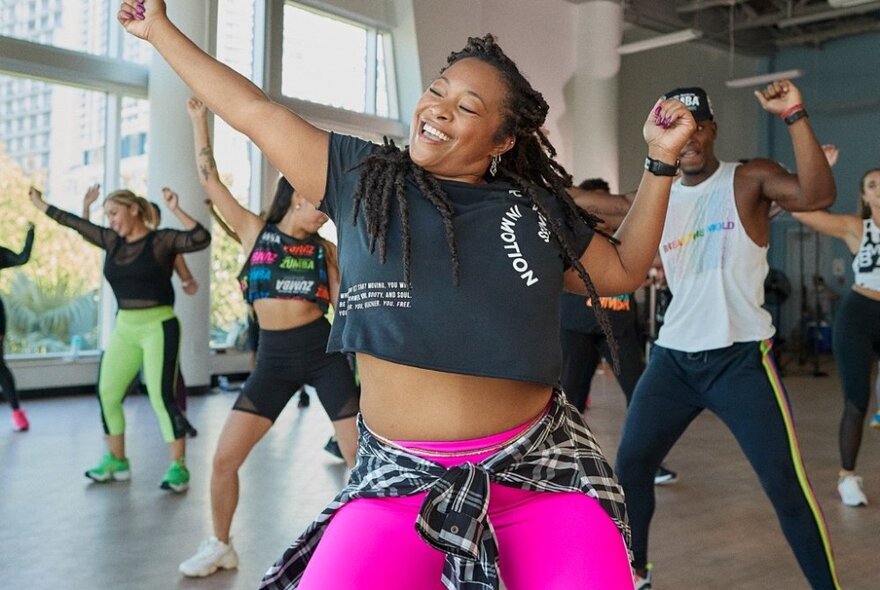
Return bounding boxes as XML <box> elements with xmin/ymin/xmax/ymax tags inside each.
<box><xmin>233</xmin><ymin>316</ymin><xmax>359</xmax><ymax>422</ymax></box>
<box><xmin>246</xmin><ymin>311</ymin><xmax>260</xmax><ymax>352</ymax></box>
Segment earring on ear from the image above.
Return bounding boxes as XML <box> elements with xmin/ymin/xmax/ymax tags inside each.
<box><xmin>490</xmin><ymin>154</ymin><xmax>501</xmax><ymax>176</ymax></box>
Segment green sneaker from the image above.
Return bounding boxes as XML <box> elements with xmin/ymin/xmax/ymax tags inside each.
<box><xmin>85</xmin><ymin>453</ymin><xmax>131</xmax><ymax>483</ymax></box>
<box><xmin>160</xmin><ymin>459</ymin><xmax>190</xmax><ymax>493</ymax></box>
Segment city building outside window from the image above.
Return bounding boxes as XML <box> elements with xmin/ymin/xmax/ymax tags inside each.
<box><xmin>0</xmin><ymin>1</ymin><xmax>149</xmax><ymax>357</ymax></box>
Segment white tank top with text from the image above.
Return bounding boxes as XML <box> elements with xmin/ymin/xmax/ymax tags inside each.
<box><xmin>655</xmin><ymin>161</ymin><xmax>774</xmax><ymax>352</ymax></box>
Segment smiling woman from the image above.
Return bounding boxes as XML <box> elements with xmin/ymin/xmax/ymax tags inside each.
<box><xmin>117</xmin><ymin>1</ymin><xmax>696</xmax><ymax>588</ymax></box>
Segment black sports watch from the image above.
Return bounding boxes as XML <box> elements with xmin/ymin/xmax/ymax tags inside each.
<box><xmin>644</xmin><ymin>156</ymin><xmax>680</xmax><ymax>177</ymax></box>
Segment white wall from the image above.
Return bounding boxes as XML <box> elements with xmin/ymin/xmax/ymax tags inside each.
<box><xmin>410</xmin><ymin>0</ymin><xmax>579</xmax><ymax>171</ymax></box>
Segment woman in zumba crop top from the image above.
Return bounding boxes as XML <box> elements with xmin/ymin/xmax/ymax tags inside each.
<box><xmin>29</xmin><ymin>184</ymin><xmax>209</xmax><ymax>493</ymax></box>
<box><xmin>0</xmin><ymin>222</ymin><xmax>35</xmax><ymax>432</ymax></box>
<box><xmin>178</xmin><ymin>98</ymin><xmax>359</xmax><ymax>579</ymax></box>
<box><xmin>792</xmin><ymin>149</ymin><xmax>880</xmax><ymax>507</ymax></box>
<box><xmin>121</xmin><ymin>5</ymin><xmax>696</xmax><ymax>588</ymax></box>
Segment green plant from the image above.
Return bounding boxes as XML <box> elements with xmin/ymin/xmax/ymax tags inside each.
<box><xmin>2</xmin><ymin>273</ymin><xmax>98</xmax><ymax>354</ymax></box>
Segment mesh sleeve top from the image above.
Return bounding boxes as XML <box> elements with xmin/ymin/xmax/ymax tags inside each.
<box><xmin>46</xmin><ymin>205</ymin><xmax>211</xmax><ymax>309</ymax></box>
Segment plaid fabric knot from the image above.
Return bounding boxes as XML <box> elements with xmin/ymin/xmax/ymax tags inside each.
<box><xmin>415</xmin><ymin>462</ymin><xmax>493</xmax><ymax>561</ymax></box>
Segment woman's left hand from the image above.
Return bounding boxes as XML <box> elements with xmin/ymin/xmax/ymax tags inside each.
<box><xmin>182</xmin><ymin>279</ymin><xmax>199</xmax><ymax>295</ymax></box>
<box><xmin>162</xmin><ymin>187</ymin><xmax>179</xmax><ymax>210</ymax></box>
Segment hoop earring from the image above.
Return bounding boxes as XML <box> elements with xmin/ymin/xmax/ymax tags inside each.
<box><xmin>490</xmin><ymin>154</ymin><xmax>500</xmax><ymax>176</ymax></box>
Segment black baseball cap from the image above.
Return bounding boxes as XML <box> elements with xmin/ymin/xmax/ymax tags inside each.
<box><xmin>662</xmin><ymin>87</ymin><xmax>714</xmax><ymax>121</ymax></box>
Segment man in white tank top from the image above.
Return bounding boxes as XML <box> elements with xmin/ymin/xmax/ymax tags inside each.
<box><xmin>614</xmin><ymin>84</ymin><xmax>843</xmax><ymax>590</ymax></box>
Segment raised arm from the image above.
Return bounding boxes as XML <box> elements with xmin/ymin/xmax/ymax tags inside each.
<box><xmin>791</xmin><ymin>210</ymin><xmax>862</xmax><ymax>253</ymax></box>
<box><xmin>81</xmin><ymin>183</ymin><xmax>100</xmax><ymax>220</ymax></box>
<box><xmin>28</xmin><ymin>186</ymin><xmax>116</xmax><ymax>250</ymax></box>
<box><xmin>747</xmin><ymin>80</ymin><xmax>835</xmax><ymax>211</ymax></box>
<box><xmin>119</xmin><ymin>1</ymin><xmax>329</xmax><ymax>206</ymax></box>
<box><xmin>0</xmin><ymin>223</ymin><xmax>36</xmax><ymax>270</ymax></box>
<box><xmin>572</xmin><ymin>99</ymin><xmax>696</xmax><ymax>296</ymax></box>
<box><xmin>206</xmin><ymin>200</ymin><xmax>241</xmax><ymax>244</ymax></box>
<box><xmin>160</xmin><ymin>187</ymin><xmax>211</xmax><ymax>253</ymax></box>
<box><xmin>161</xmin><ymin>187</ymin><xmax>199</xmax><ymax>231</ymax></box>
<box><xmin>567</xmin><ymin>188</ymin><xmax>634</xmax><ymax>229</ymax></box>
<box><xmin>187</xmin><ymin>97</ymin><xmax>261</xmax><ymax>248</ymax></box>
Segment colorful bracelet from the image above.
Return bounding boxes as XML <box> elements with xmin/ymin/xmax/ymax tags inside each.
<box><xmin>779</xmin><ymin>103</ymin><xmax>804</xmax><ymax>120</ymax></box>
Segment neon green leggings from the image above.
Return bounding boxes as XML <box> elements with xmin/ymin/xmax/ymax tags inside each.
<box><xmin>98</xmin><ymin>306</ymin><xmax>186</xmax><ymax>443</ymax></box>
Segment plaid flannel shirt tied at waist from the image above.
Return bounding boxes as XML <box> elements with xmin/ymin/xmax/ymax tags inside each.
<box><xmin>260</xmin><ymin>389</ymin><xmax>630</xmax><ymax>590</ymax></box>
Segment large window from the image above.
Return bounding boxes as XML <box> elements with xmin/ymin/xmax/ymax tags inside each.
<box><xmin>0</xmin><ymin>76</ymin><xmax>109</xmax><ymax>354</ymax></box>
<box><xmin>282</xmin><ymin>2</ymin><xmax>396</xmax><ymax>118</ymax></box>
<box><xmin>0</xmin><ymin>0</ymin><xmax>150</xmax><ymax>65</ymax></box>
<box><xmin>0</xmin><ymin>1</ymin><xmax>149</xmax><ymax>357</ymax></box>
<box><xmin>209</xmin><ymin>0</ymin><xmax>256</xmax><ymax>349</ymax></box>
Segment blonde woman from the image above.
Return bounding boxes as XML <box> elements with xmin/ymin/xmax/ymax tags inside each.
<box><xmin>29</xmin><ymin>185</ymin><xmax>210</xmax><ymax>492</ymax></box>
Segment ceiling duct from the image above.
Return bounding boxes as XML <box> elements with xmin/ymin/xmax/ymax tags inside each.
<box><xmin>827</xmin><ymin>0</ymin><xmax>879</xmax><ymax>7</ymax></box>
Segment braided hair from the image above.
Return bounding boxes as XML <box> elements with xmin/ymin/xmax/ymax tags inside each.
<box><xmin>351</xmin><ymin>33</ymin><xmax>620</xmax><ymax>370</ymax></box>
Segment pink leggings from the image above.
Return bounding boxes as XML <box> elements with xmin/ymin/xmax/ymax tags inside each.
<box><xmin>298</xmin><ymin>419</ymin><xmax>634</xmax><ymax>589</ymax></box>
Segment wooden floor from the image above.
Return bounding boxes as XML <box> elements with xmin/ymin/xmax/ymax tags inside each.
<box><xmin>0</xmin><ymin>358</ymin><xmax>876</xmax><ymax>589</ymax></box>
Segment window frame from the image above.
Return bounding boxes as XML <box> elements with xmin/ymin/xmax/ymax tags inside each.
<box><xmin>0</xmin><ymin>8</ymin><xmax>149</xmax><ymax>360</ymax></box>
<box><xmin>267</xmin><ymin>0</ymin><xmax>406</xmax><ymax>139</ymax></box>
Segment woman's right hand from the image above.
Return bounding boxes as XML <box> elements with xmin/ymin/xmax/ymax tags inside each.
<box><xmin>117</xmin><ymin>0</ymin><xmax>167</xmax><ymax>42</ymax></box>
<box><xmin>186</xmin><ymin>97</ymin><xmax>207</xmax><ymax>120</ymax></box>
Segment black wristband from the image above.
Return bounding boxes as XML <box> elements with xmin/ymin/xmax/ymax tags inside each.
<box><xmin>644</xmin><ymin>156</ymin><xmax>679</xmax><ymax>177</ymax></box>
<box><xmin>783</xmin><ymin>109</ymin><xmax>808</xmax><ymax>126</ymax></box>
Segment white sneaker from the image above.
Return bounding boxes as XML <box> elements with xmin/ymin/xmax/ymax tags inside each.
<box><xmin>634</xmin><ymin>565</ymin><xmax>652</xmax><ymax>589</ymax></box>
<box><xmin>179</xmin><ymin>536</ymin><xmax>239</xmax><ymax>577</ymax></box>
<box><xmin>837</xmin><ymin>475</ymin><xmax>868</xmax><ymax>507</ymax></box>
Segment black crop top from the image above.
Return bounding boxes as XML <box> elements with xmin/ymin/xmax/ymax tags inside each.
<box><xmin>46</xmin><ymin>205</ymin><xmax>211</xmax><ymax>309</ymax></box>
<box><xmin>320</xmin><ymin>133</ymin><xmax>594</xmax><ymax>385</ymax></box>
<box><xmin>238</xmin><ymin>224</ymin><xmax>331</xmax><ymax>311</ymax></box>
